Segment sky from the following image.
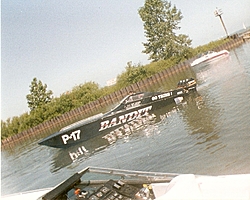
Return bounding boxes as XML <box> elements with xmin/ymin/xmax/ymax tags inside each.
<box><xmin>1</xmin><ymin>0</ymin><xmax>250</xmax><ymax>121</ymax></box>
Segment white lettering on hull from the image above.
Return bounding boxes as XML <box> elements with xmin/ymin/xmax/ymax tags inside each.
<box><xmin>99</xmin><ymin>105</ymin><xmax>152</xmax><ymax>131</ymax></box>
<box><xmin>61</xmin><ymin>105</ymin><xmax>152</xmax><ymax>145</ymax></box>
<box><xmin>62</xmin><ymin>130</ymin><xmax>81</xmax><ymax>144</ymax></box>
<box><xmin>152</xmin><ymin>92</ymin><xmax>172</xmax><ymax>101</ymax></box>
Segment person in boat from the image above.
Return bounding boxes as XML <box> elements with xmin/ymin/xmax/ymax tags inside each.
<box><xmin>126</xmin><ymin>91</ymin><xmax>137</xmax><ymax>107</ymax></box>
<box><xmin>128</xmin><ymin>91</ymin><xmax>136</xmax><ymax>101</ymax></box>
<box><xmin>127</xmin><ymin>91</ymin><xmax>144</xmax><ymax>102</ymax></box>
<box><xmin>125</xmin><ymin>91</ymin><xmax>145</xmax><ymax>109</ymax></box>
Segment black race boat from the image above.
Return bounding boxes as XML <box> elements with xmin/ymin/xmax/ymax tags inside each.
<box><xmin>38</xmin><ymin>78</ymin><xmax>196</xmax><ymax>148</ymax></box>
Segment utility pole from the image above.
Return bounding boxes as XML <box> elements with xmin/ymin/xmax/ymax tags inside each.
<box><xmin>214</xmin><ymin>7</ymin><xmax>229</xmax><ymax>37</ymax></box>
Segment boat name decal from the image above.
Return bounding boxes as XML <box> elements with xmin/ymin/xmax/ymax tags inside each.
<box><xmin>152</xmin><ymin>92</ymin><xmax>172</xmax><ymax>101</ymax></box>
<box><xmin>62</xmin><ymin>130</ymin><xmax>81</xmax><ymax>144</ymax></box>
<box><xmin>99</xmin><ymin>105</ymin><xmax>152</xmax><ymax>131</ymax></box>
<box><xmin>177</xmin><ymin>90</ymin><xmax>183</xmax><ymax>95</ymax></box>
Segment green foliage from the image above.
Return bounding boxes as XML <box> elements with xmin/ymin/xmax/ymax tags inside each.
<box><xmin>116</xmin><ymin>58</ymin><xmax>180</xmax><ymax>88</ymax></box>
<box><xmin>70</xmin><ymin>82</ymin><xmax>101</xmax><ymax>108</ymax></box>
<box><xmin>116</xmin><ymin>62</ymin><xmax>148</xmax><ymax>88</ymax></box>
<box><xmin>26</xmin><ymin>78</ymin><xmax>53</xmax><ymax>111</ymax></box>
<box><xmin>138</xmin><ymin>0</ymin><xmax>192</xmax><ymax>62</ymax></box>
<box><xmin>1</xmin><ymin>81</ymin><xmax>102</xmax><ymax>139</ymax></box>
<box><xmin>1</xmin><ymin>36</ymin><xmax>231</xmax><ymax>140</ymax></box>
<box><xmin>1</xmin><ymin>113</ymin><xmax>31</xmax><ymax>139</ymax></box>
<box><xmin>145</xmin><ymin>56</ymin><xmax>179</xmax><ymax>74</ymax></box>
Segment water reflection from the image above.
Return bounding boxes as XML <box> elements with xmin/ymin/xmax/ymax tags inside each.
<box><xmin>2</xmin><ymin>43</ymin><xmax>250</xmax><ymax>196</ymax></box>
<box><xmin>182</xmin><ymin>46</ymin><xmax>249</xmax><ymax>157</ymax></box>
<box><xmin>179</xmin><ymin>69</ymin><xmax>225</xmax><ymax>155</ymax></box>
<box><xmin>49</xmin><ymin>98</ymin><xmax>194</xmax><ymax>172</ymax></box>
<box><xmin>50</xmin><ymin>134</ymin><xmax>109</xmax><ymax>172</ymax></box>
<box><xmin>179</xmin><ymin>91</ymin><xmax>227</xmax><ymax>155</ymax></box>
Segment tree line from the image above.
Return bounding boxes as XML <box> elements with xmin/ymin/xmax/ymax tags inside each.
<box><xmin>1</xmin><ymin>0</ymin><xmax>231</xmax><ymax>140</ymax></box>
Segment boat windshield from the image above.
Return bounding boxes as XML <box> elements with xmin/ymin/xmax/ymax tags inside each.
<box><xmin>108</xmin><ymin>93</ymin><xmax>145</xmax><ymax>114</ymax></box>
<box><xmin>123</xmin><ymin>93</ymin><xmax>144</xmax><ymax>103</ymax></box>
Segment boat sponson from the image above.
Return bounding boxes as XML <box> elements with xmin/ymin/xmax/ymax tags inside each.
<box><xmin>42</xmin><ymin>173</ymin><xmax>81</xmax><ymax>200</ymax></box>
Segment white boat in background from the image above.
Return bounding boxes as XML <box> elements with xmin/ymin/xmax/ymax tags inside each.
<box><xmin>243</xmin><ymin>22</ymin><xmax>247</xmax><ymax>30</ymax></box>
<box><xmin>191</xmin><ymin>50</ymin><xmax>229</xmax><ymax>67</ymax></box>
<box><xmin>2</xmin><ymin>166</ymin><xmax>250</xmax><ymax>200</ymax></box>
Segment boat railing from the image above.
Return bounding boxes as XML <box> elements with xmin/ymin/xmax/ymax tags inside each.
<box><xmin>80</xmin><ymin>166</ymin><xmax>179</xmax><ymax>182</ymax></box>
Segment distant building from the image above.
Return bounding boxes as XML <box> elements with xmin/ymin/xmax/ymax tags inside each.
<box><xmin>106</xmin><ymin>78</ymin><xmax>117</xmax><ymax>86</ymax></box>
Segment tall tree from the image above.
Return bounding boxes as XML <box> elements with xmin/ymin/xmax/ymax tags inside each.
<box><xmin>138</xmin><ymin>0</ymin><xmax>192</xmax><ymax>62</ymax></box>
<box><xmin>26</xmin><ymin>78</ymin><xmax>53</xmax><ymax>111</ymax></box>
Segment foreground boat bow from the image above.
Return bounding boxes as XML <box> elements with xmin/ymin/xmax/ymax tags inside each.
<box><xmin>41</xmin><ymin>166</ymin><xmax>178</xmax><ymax>200</ymax></box>
<box><xmin>40</xmin><ymin>167</ymin><xmax>250</xmax><ymax>200</ymax></box>
<box><xmin>2</xmin><ymin>166</ymin><xmax>250</xmax><ymax>200</ymax></box>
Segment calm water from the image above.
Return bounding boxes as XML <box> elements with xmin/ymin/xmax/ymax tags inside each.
<box><xmin>1</xmin><ymin>43</ymin><xmax>250</xmax><ymax>196</ymax></box>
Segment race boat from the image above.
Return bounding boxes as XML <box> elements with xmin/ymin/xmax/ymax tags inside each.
<box><xmin>2</xmin><ymin>166</ymin><xmax>250</xmax><ymax>200</ymax></box>
<box><xmin>49</xmin><ymin>97</ymin><xmax>200</xmax><ymax>170</ymax></box>
<box><xmin>38</xmin><ymin>78</ymin><xmax>197</xmax><ymax>148</ymax></box>
<box><xmin>190</xmin><ymin>50</ymin><xmax>229</xmax><ymax>67</ymax></box>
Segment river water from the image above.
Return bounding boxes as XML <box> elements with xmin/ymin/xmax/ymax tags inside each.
<box><xmin>1</xmin><ymin>42</ymin><xmax>250</xmax><ymax>196</ymax></box>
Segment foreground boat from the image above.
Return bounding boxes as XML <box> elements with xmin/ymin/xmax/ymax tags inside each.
<box><xmin>190</xmin><ymin>50</ymin><xmax>229</xmax><ymax>67</ymax></box>
<box><xmin>2</xmin><ymin>166</ymin><xmax>250</xmax><ymax>200</ymax></box>
<box><xmin>39</xmin><ymin>78</ymin><xmax>196</xmax><ymax>148</ymax></box>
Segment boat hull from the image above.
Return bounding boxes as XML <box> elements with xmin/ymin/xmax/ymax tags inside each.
<box><xmin>39</xmin><ymin>94</ymin><xmax>184</xmax><ymax>148</ymax></box>
<box><xmin>191</xmin><ymin>50</ymin><xmax>229</xmax><ymax>67</ymax></box>
<box><xmin>39</xmin><ymin>80</ymin><xmax>197</xmax><ymax>148</ymax></box>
